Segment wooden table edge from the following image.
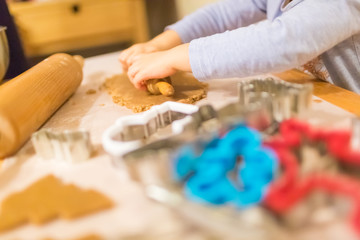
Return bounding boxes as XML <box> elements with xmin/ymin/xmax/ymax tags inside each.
<box><xmin>274</xmin><ymin>69</ymin><xmax>360</xmax><ymax>117</ymax></box>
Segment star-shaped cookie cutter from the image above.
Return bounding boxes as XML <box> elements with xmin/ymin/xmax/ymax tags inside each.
<box><xmin>264</xmin><ymin>118</ymin><xmax>360</xmax><ymax>233</ymax></box>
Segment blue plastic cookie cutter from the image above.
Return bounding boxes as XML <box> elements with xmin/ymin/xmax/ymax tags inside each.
<box><xmin>173</xmin><ymin>124</ymin><xmax>278</xmax><ymax>208</ymax></box>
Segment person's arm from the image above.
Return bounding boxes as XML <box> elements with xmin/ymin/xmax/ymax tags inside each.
<box><xmin>120</xmin><ymin>0</ymin><xmax>267</xmax><ymax>71</ymax></box>
<box><xmin>167</xmin><ymin>0</ymin><xmax>267</xmax><ymax>43</ymax></box>
<box><xmin>128</xmin><ymin>0</ymin><xmax>360</xmax><ymax>87</ymax></box>
<box><xmin>188</xmin><ymin>0</ymin><xmax>360</xmax><ymax>80</ymax></box>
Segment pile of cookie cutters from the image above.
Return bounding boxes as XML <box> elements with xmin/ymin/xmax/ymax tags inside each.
<box><xmin>29</xmin><ymin>76</ymin><xmax>359</xmax><ymax>238</ymax></box>
<box><xmin>100</xmin><ymin>78</ymin><xmax>326</xmax><ymax>238</ymax></box>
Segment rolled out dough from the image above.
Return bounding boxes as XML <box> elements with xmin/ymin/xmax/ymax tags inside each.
<box><xmin>104</xmin><ymin>72</ymin><xmax>208</xmax><ymax>112</ymax></box>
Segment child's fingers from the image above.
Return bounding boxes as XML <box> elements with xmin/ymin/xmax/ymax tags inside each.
<box><xmin>119</xmin><ymin>50</ymin><xmax>133</xmax><ymax>70</ymax></box>
<box><xmin>127</xmin><ymin>53</ymin><xmax>142</xmax><ymax>68</ymax></box>
<box><xmin>124</xmin><ymin>46</ymin><xmax>142</xmax><ymax>62</ymax></box>
<box><xmin>119</xmin><ymin>49</ymin><xmax>132</xmax><ymax>63</ymax></box>
<box><xmin>133</xmin><ymin>73</ymin><xmax>147</xmax><ymax>89</ymax></box>
<box><xmin>122</xmin><ymin>65</ymin><xmax>128</xmax><ymax>73</ymax></box>
<box><xmin>131</xmin><ymin>74</ymin><xmax>146</xmax><ymax>90</ymax></box>
<box><xmin>127</xmin><ymin>64</ymin><xmax>140</xmax><ymax>80</ymax></box>
<box><xmin>118</xmin><ymin>55</ymin><xmax>126</xmax><ymax>69</ymax></box>
<box><xmin>128</xmin><ymin>65</ymin><xmax>144</xmax><ymax>86</ymax></box>
<box><xmin>132</xmin><ymin>69</ymin><xmax>155</xmax><ymax>90</ymax></box>
<box><xmin>138</xmin><ymin>81</ymin><xmax>147</xmax><ymax>91</ymax></box>
<box><xmin>129</xmin><ymin>54</ymin><xmax>143</xmax><ymax>66</ymax></box>
<box><xmin>119</xmin><ymin>46</ymin><xmax>140</xmax><ymax>66</ymax></box>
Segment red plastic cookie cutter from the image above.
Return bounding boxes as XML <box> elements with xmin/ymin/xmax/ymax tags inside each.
<box><xmin>268</xmin><ymin>118</ymin><xmax>360</xmax><ymax>164</ymax></box>
<box><xmin>264</xmin><ymin>118</ymin><xmax>360</xmax><ymax>233</ymax></box>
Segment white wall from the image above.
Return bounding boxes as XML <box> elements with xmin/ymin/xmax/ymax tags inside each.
<box><xmin>175</xmin><ymin>0</ymin><xmax>219</xmax><ymax>19</ymax></box>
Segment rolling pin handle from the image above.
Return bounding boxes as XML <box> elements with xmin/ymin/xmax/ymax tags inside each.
<box><xmin>156</xmin><ymin>81</ymin><xmax>175</xmax><ymax>97</ymax></box>
<box><xmin>146</xmin><ymin>77</ymin><xmax>174</xmax><ymax>96</ymax></box>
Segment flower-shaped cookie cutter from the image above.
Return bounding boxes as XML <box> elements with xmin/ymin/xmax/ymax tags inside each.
<box><xmin>238</xmin><ymin>78</ymin><xmax>313</xmax><ymax>122</ymax></box>
<box><xmin>173</xmin><ymin>124</ymin><xmax>278</xmax><ymax>208</ymax></box>
<box><xmin>31</xmin><ymin>129</ymin><xmax>92</xmax><ymax>163</ymax></box>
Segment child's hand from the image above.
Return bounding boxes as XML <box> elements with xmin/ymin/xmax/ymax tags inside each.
<box><xmin>127</xmin><ymin>51</ymin><xmax>177</xmax><ymax>90</ymax></box>
<box><xmin>119</xmin><ymin>30</ymin><xmax>183</xmax><ymax>72</ymax></box>
<box><xmin>127</xmin><ymin>44</ymin><xmax>191</xmax><ymax>90</ymax></box>
<box><xmin>119</xmin><ymin>43</ymin><xmax>158</xmax><ymax>72</ymax></box>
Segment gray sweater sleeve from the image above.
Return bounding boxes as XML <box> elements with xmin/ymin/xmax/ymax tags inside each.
<box><xmin>171</xmin><ymin>0</ymin><xmax>360</xmax><ymax>81</ymax></box>
<box><xmin>166</xmin><ymin>0</ymin><xmax>267</xmax><ymax>43</ymax></box>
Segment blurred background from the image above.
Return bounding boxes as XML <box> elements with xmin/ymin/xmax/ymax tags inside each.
<box><xmin>3</xmin><ymin>0</ymin><xmax>218</xmax><ymax>69</ymax></box>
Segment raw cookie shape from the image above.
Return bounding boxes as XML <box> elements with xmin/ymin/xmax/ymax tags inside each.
<box><xmin>104</xmin><ymin>72</ymin><xmax>208</xmax><ymax>113</ymax></box>
<box><xmin>0</xmin><ymin>175</ymin><xmax>113</xmax><ymax>233</ymax></box>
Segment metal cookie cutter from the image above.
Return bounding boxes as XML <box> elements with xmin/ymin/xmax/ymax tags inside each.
<box><xmin>238</xmin><ymin>78</ymin><xmax>313</xmax><ymax>122</ymax></box>
<box><xmin>31</xmin><ymin>129</ymin><xmax>92</xmax><ymax>163</ymax></box>
<box><xmin>105</xmin><ymin>99</ymin><xmax>274</xmax><ymax>165</ymax></box>
<box><xmin>102</xmin><ymin>101</ymin><xmax>199</xmax><ymax>159</ymax></box>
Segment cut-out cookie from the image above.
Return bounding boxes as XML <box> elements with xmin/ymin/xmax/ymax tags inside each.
<box><xmin>0</xmin><ymin>175</ymin><xmax>113</xmax><ymax>232</ymax></box>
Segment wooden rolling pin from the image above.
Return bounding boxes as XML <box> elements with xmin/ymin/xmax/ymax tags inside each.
<box><xmin>146</xmin><ymin>77</ymin><xmax>174</xmax><ymax>96</ymax></box>
<box><xmin>0</xmin><ymin>53</ymin><xmax>83</xmax><ymax>158</ymax></box>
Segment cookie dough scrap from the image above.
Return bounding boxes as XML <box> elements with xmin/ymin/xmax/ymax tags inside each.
<box><xmin>0</xmin><ymin>175</ymin><xmax>113</xmax><ymax>233</ymax></box>
<box><xmin>104</xmin><ymin>72</ymin><xmax>208</xmax><ymax>113</ymax></box>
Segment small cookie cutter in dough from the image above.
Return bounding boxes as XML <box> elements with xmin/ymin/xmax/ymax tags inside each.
<box><xmin>31</xmin><ymin>129</ymin><xmax>92</xmax><ymax>163</ymax></box>
<box><xmin>102</xmin><ymin>102</ymin><xmax>199</xmax><ymax>158</ymax></box>
<box><xmin>238</xmin><ymin>77</ymin><xmax>313</xmax><ymax>122</ymax></box>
